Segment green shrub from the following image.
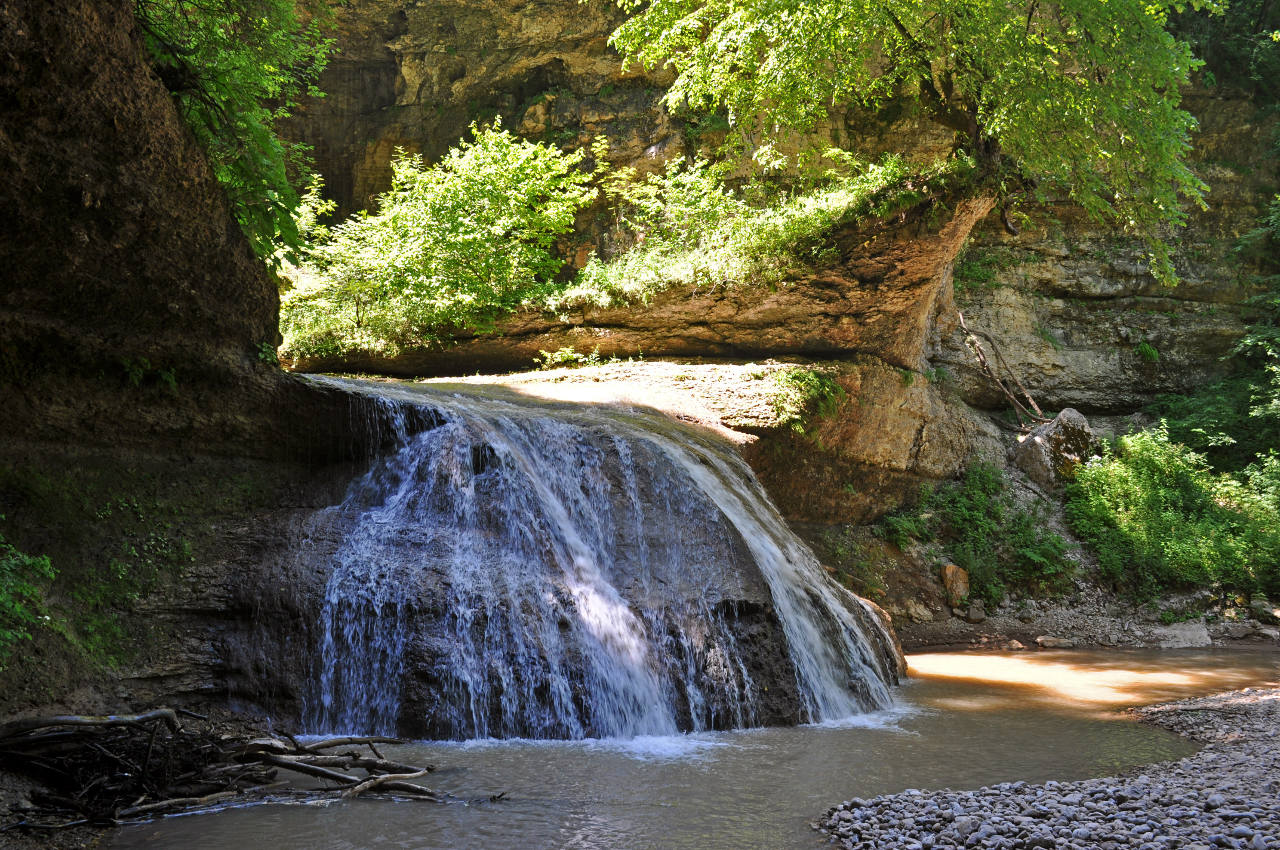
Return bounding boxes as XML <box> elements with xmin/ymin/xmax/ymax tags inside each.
<box><xmin>534</xmin><ymin>346</ymin><xmax>605</xmax><ymax>370</ymax></box>
<box><xmin>1066</xmin><ymin>429</ymin><xmax>1280</xmax><ymax>598</ymax></box>
<box><xmin>559</xmin><ymin>155</ymin><xmax>973</xmax><ymax>310</ymax></box>
<box><xmin>769</xmin><ymin>367</ymin><xmax>845</xmax><ymax>434</ymax></box>
<box><xmin>0</xmin><ymin>523</ymin><xmax>55</xmax><ymax>667</ymax></box>
<box><xmin>281</xmin><ymin>122</ymin><xmax>597</xmax><ymax>356</ymax></box>
<box><xmin>878</xmin><ymin>464</ymin><xmax>1073</xmax><ymax>605</ymax></box>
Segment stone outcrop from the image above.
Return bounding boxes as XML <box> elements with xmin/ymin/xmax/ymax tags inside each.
<box><xmin>1014</xmin><ymin>408</ymin><xmax>1095</xmax><ymax>489</ymax></box>
<box><xmin>282</xmin><ymin>0</ymin><xmax>677</xmax><ymax>217</ymax></box>
<box><xmin>286</xmin><ymin>193</ymin><xmax>995</xmax><ymax>375</ymax></box>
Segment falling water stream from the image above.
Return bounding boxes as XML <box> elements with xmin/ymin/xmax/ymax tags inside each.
<box><xmin>301</xmin><ymin>378</ymin><xmax>897</xmax><ymax>739</ymax></box>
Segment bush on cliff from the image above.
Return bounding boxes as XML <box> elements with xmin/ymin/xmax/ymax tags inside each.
<box><xmin>281</xmin><ymin>123</ymin><xmax>597</xmax><ymax>357</ymax></box>
<box><xmin>134</xmin><ymin>0</ymin><xmax>333</xmax><ymax>261</ymax></box>
<box><xmin>0</xmin><ymin>525</ymin><xmax>54</xmax><ymax>668</ymax></box>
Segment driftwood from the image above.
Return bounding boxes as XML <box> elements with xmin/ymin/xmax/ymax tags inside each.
<box><xmin>0</xmin><ymin>709</ymin><xmax>454</xmax><ymax>834</ymax></box>
<box><xmin>341</xmin><ymin>768</ymin><xmax>432</xmax><ymax>799</ymax></box>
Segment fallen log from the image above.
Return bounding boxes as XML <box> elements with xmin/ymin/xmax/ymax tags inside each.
<box><xmin>118</xmin><ymin>790</ymin><xmax>239</xmax><ymax>818</ymax></box>
<box><xmin>341</xmin><ymin>769</ymin><xmax>432</xmax><ymax>799</ymax></box>
<box><xmin>301</xmin><ymin>736</ymin><xmax>404</xmax><ymax>752</ymax></box>
<box><xmin>259</xmin><ymin>754</ymin><xmax>358</xmax><ymax>786</ymax></box>
<box><xmin>0</xmin><ymin>710</ymin><xmax>180</xmax><ymax>740</ymax></box>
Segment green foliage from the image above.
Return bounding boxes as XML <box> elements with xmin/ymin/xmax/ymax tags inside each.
<box><xmin>1065</xmin><ymin>429</ymin><xmax>1280</xmax><ymax>598</ymax></box>
<box><xmin>534</xmin><ymin>346</ymin><xmax>606</xmax><ymax>369</ymax></box>
<box><xmin>610</xmin><ymin>0</ymin><xmax>1214</xmax><ymax>282</ymax></box>
<box><xmin>0</xmin><ymin>466</ymin><xmax>201</xmax><ymax>670</ymax></box>
<box><xmin>563</xmin><ymin>155</ymin><xmax>973</xmax><ymax>309</ymax></box>
<box><xmin>0</xmin><ymin>522</ymin><xmax>55</xmax><ymax>668</ymax></box>
<box><xmin>67</xmin><ymin>499</ymin><xmax>194</xmax><ymax>664</ymax></box>
<box><xmin>769</xmin><ymin>367</ymin><xmax>845</xmax><ymax>433</ymax></box>
<box><xmin>1172</xmin><ymin>0</ymin><xmax>1279</xmax><ymax>104</ymax></box>
<box><xmin>134</xmin><ymin>0</ymin><xmax>333</xmax><ymax>261</ymax></box>
<box><xmin>878</xmin><ymin>464</ymin><xmax>1073</xmax><ymax>604</ymax></box>
<box><xmin>281</xmin><ymin>123</ymin><xmax>598</xmax><ymax>357</ymax></box>
<box><xmin>1136</xmin><ymin>340</ymin><xmax>1161</xmax><ymax>363</ymax></box>
<box><xmin>954</xmin><ymin>245</ymin><xmax>1025</xmax><ymax>293</ymax></box>
<box><xmin>1150</xmin><ymin>195</ymin><xmax>1280</xmax><ymax>471</ymax></box>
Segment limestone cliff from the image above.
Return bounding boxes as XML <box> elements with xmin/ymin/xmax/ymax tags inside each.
<box><xmin>282</xmin><ymin>0</ymin><xmax>1274</xmax><ymax>526</ymax></box>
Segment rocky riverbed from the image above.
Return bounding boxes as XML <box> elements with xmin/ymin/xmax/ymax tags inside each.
<box><xmin>818</xmin><ymin>685</ymin><xmax>1280</xmax><ymax>849</ymax></box>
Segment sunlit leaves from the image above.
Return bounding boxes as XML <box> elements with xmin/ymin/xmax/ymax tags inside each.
<box><xmin>281</xmin><ymin>123</ymin><xmax>597</xmax><ymax>355</ymax></box>
<box><xmin>611</xmin><ymin>0</ymin><xmax>1210</xmax><ymax>281</ymax></box>
<box><xmin>134</xmin><ymin>0</ymin><xmax>334</xmax><ymax>263</ymax></box>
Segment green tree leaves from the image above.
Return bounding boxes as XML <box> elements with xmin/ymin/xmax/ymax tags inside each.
<box><xmin>134</xmin><ymin>0</ymin><xmax>333</xmax><ymax>262</ymax></box>
<box><xmin>611</xmin><ymin>0</ymin><xmax>1214</xmax><ymax>280</ymax></box>
<box><xmin>282</xmin><ymin>123</ymin><xmax>597</xmax><ymax>356</ymax></box>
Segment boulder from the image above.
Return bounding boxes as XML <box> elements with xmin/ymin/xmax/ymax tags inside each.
<box><xmin>962</xmin><ymin>600</ymin><xmax>987</xmax><ymax>623</ymax></box>
<box><xmin>1154</xmin><ymin>621</ymin><xmax>1212</xmax><ymax>648</ymax></box>
<box><xmin>1035</xmin><ymin>635</ymin><xmax>1076</xmax><ymax>648</ymax></box>
<box><xmin>1249</xmin><ymin>598</ymin><xmax>1279</xmax><ymax>626</ymax></box>
<box><xmin>940</xmin><ymin>564</ymin><xmax>970</xmax><ymax>607</ymax></box>
<box><xmin>1013</xmin><ymin>409</ymin><xmax>1095</xmax><ymax>489</ymax></box>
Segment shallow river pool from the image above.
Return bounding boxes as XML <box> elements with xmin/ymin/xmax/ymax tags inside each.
<box><xmin>112</xmin><ymin>647</ymin><xmax>1280</xmax><ymax>850</ymax></box>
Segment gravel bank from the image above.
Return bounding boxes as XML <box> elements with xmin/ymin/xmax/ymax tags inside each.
<box><xmin>818</xmin><ymin>686</ymin><xmax>1280</xmax><ymax>849</ymax></box>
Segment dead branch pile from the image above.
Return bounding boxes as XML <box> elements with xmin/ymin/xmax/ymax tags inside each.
<box><xmin>0</xmin><ymin>709</ymin><xmax>442</xmax><ymax>833</ymax></box>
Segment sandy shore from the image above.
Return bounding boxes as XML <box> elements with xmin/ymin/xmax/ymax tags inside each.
<box><xmin>819</xmin><ymin>686</ymin><xmax>1280</xmax><ymax>849</ymax></box>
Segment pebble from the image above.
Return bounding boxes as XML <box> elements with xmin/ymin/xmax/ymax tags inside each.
<box><xmin>818</xmin><ymin>687</ymin><xmax>1280</xmax><ymax>849</ymax></box>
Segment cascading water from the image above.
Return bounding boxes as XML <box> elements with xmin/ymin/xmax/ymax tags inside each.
<box><xmin>302</xmin><ymin>378</ymin><xmax>900</xmax><ymax>739</ymax></box>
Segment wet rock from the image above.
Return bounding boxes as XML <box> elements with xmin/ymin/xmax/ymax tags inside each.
<box><xmin>1035</xmin><ymin>635</ymin><xmax>1075</xmax><ymax>648</ymax></box>
<box><xmin>1248</xmin><ymin>599</ymin><xmax>1279</xmax><ymax>626</ymax></box>
<box><xmin>1013</xmin><ymin>409</ymin><xmax>1094</xmax><ymax>489</ymax></box>
<box><xmin>1219</xmin><ymin>622</ymin><xmax>1258</xmax><ymax>640</ymax></box>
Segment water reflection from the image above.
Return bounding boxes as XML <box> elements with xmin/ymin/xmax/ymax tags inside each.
<box><xmin>112</xmin><ymin>648</ymin><xmax>1279</xmax><ymax>850</ymax></box>
<box><xmin>908</xmin><ymin>647</ymin><xmax>1279</xmax><ymax>713</ymax></box>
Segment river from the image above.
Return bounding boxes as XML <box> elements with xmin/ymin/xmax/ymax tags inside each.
<box><xmin>113</xmin><ymin>647</ymin><xmax>1279</xmax><ymax>849</ymax></box>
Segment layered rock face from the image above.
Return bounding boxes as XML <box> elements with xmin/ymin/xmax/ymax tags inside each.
<box><xmin>934</xmin><ymin>92</ymin><xmax>1274</xmax><ymax>412</ymax></box>
<box><xmin>284</xmin><ymin>0</ymin><xmax>677</xmax><ymax>218</ymax></box>
<box><xmin>0</xmin><ymin>0</ymin><xmax>437</xmax><ymax>716</ymax></box>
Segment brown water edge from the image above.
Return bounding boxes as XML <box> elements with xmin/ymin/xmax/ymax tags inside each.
<box><xmin>110</xmin><ymin>648</ymin><xmax>1280</xmax><ymax>850</ymax></box>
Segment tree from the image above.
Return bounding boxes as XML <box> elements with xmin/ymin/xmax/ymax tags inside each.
<box><xmin>134</xmin><ymin>0</ymin><xmax>333</xmax><ymax>262</ymax></box>
<box><xmin>610</xmin><ymin>0</ymin><xmax>1218</xmax><ymax>280</ymax></box>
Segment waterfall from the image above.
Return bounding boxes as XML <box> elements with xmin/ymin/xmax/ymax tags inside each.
<box><xmin>302</xmin><ymin>379</ymin><xmax>899</xmax><ymax>739</ymax></box>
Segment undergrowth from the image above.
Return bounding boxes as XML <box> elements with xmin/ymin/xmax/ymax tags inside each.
<box><xmin>0</xmin><ymin>522</ymin><xmax>55</xmax><ymax>669</ymax></box>
<box><xmin>1065</xmin><ymin>429</ymin><xmax>1280</xmax><ymax>599</ymax></box>
<box><xmin>878</xmin><ymin>464</ymin><xmax>1073</xmax><ymax>606</ymax></box>
<box><xmin>769</xmin><ymin>367</ymin><xmax>845</xmax><ymax>434</ymax></box>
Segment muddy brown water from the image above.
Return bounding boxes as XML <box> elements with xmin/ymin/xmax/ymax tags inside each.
<box><xmin>112</xmin><ymin>648</ymin><xmax>1279</xmax><ymax>850</ymax></box>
